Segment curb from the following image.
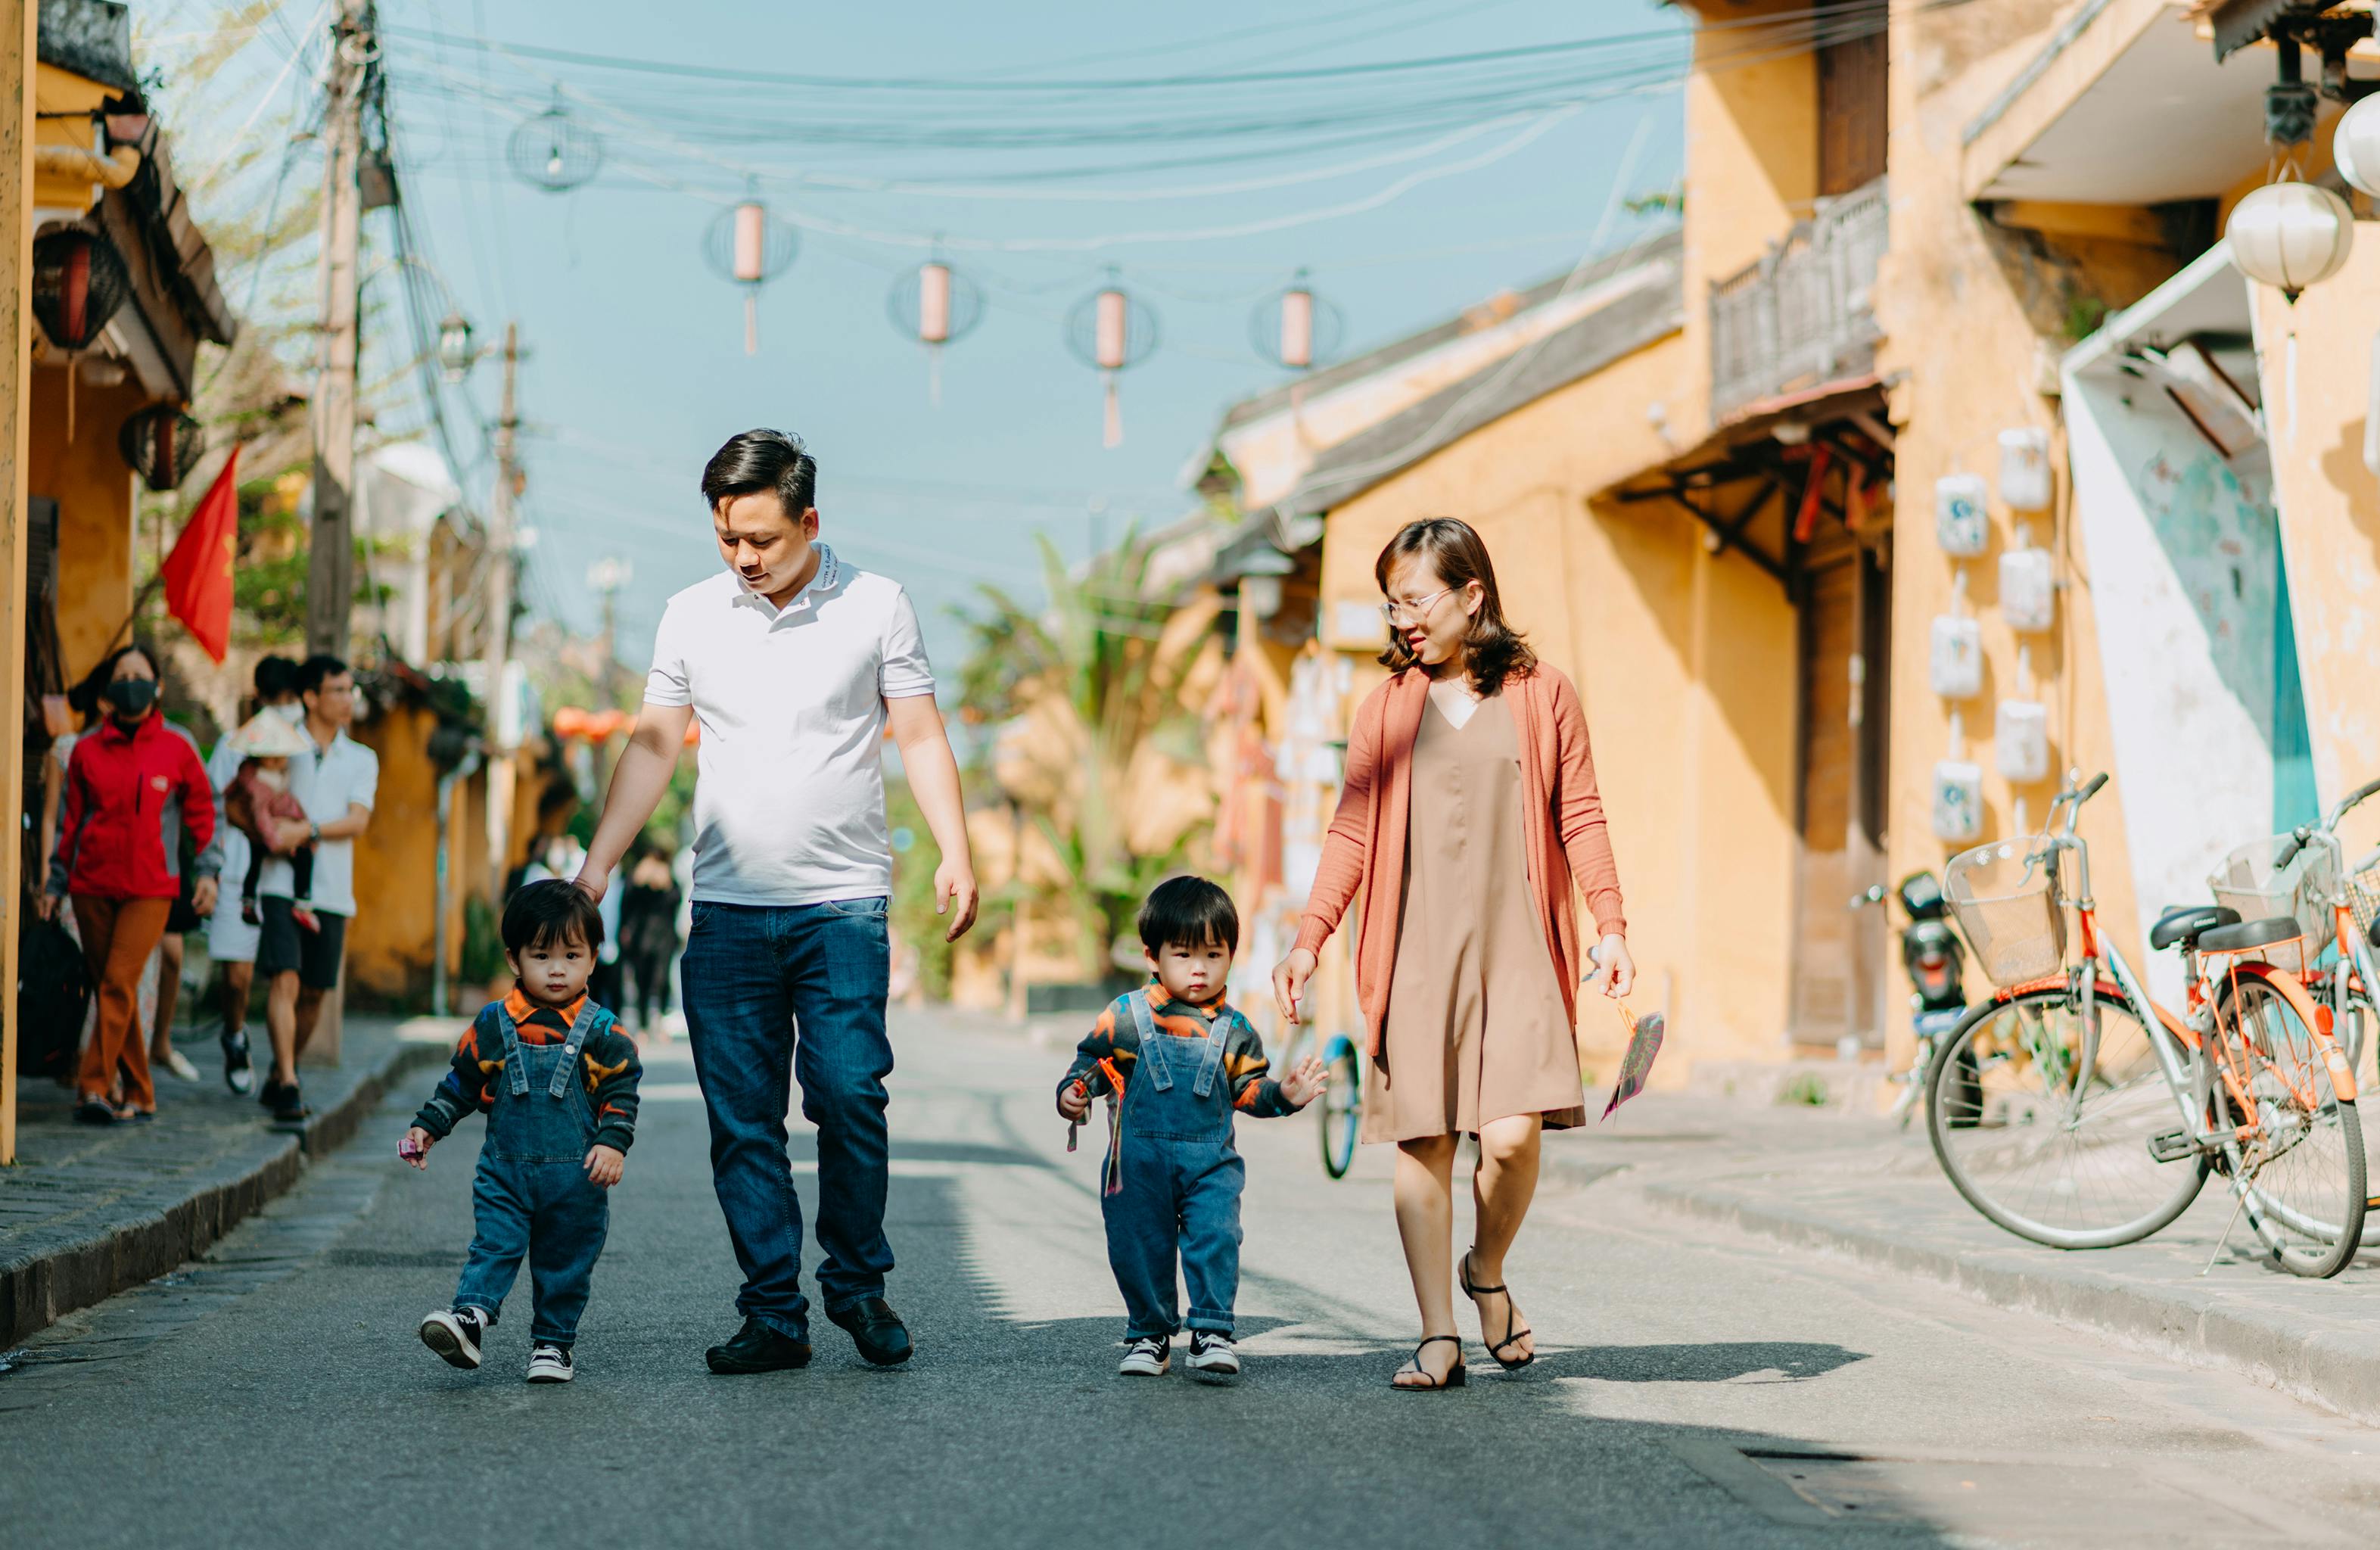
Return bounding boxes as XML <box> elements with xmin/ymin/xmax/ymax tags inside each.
<box><xmin>1629</xmin><ymin>1169</ymin><xmax>2380</xmax><ymax>1430</ymax></box>
<box><xmin>0</xmin><ymin>1035</ymin><xmax>446</xmax><ymax>1347</ymax></box>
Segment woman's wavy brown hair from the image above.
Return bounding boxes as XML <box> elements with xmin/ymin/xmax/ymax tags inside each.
<box><xmin>1374</xmin><ymin>517</ymin><xmax>1536</xmax><ymax>697</ymax></box>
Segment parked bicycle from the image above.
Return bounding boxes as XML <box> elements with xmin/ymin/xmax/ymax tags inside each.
<box><xmin>1852</xmin><ymin>872</ymin><xmax>1968</xmax><ymax>1128</ymax></box>
<box><xmin>1924</xmin><ymin>773</ymin><xmax>2366</xmax><ymax>1278</ymax></box>
<box><xmin>2210</xmin><ymin>775</ymin><xmax>2380</xmax><ymax>1082</ymax></box>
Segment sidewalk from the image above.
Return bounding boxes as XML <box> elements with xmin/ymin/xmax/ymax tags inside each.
<box><xmin>1549</xmin><ymin>1094</ymin><xmax>2380</xmax><ymax>1427</ymax></box>
<box><xmin>0</xmin><ymin>1015</ymin><xmax>459</xmax><ymax>1346</ymax></box>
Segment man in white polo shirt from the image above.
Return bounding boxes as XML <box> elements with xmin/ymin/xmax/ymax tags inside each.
<box><xmin>576</xmin><ymin>429</ymin><xmax>978</xmax><ymax>1377</ymax></box>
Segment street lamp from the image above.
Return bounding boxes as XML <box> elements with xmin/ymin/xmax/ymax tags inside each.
<box><xmin>437</xmin><ymin>311</ymin><xmax>477</xmax><ymax>381</ymax></box>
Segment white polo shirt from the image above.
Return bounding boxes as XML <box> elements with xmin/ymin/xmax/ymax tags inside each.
<box><xmin>642</xmin><ymin>545</ymin><xmax>935</xmax><ymax>906</ymax></box>
<box><xmin>256</xmin><ymin>727</ymin><xmax>378</xmax><ymax>917</ymax></box>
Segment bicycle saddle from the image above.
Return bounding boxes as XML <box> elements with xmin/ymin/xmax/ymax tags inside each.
<box><xmin>2195</xmin><ymin>915</ymin><xmax>2301</xmax><ymax>954</ymax></box>
<box><xmin>2149</xmin><ymin>904</ymin><xmax>2238</xmax><ymax>951</ymax></box>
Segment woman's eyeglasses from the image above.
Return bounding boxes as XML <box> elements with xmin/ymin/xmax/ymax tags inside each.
<box><xmin>1380</xmin><ymin>587</ymin><xmax>1454</xmax><ymax>625</ymax></box>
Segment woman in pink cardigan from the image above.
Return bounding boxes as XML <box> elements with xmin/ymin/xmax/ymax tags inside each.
<box><xmin>1274</xmin><ymin>518</ymin><xmax>1632</xmax><ymax>1391</ymax></box>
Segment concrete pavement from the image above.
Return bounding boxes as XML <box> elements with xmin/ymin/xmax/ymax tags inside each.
<box><xmin>6</xmin><ymin>1011</ymin><xmax>2380</xmax><ymax>1547</ymax></box>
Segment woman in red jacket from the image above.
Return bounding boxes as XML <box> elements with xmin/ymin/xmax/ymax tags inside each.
<box><xmin>42</xmin><ymin>644</ymin><xmax>219</xmax><ymax>1124</ymax></box>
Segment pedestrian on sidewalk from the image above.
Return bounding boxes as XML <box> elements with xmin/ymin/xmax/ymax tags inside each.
<box><xmin>204</xmin><ymin>655</ymin><xmax>304</xmax><ymax>1094</ymax></box>
<box><xmin>1272</xmin><ymin>518</ymin><xmax>1635</xmax><ymax>1392</ymax></box>
<box><xmin>42</xmin><ymin>643</ymin><xmax>220</xmax><ymax>1125</ymax></box>
<box><xmin>147</xmin><ymin>719</ymin><xmax>212</xmax><ymax>1085</ymax></box>
<box><xmin>573</xmin><ymin>428</ymin><xmax>980</xmax><ymax>1376</ymax></box>
<box><xmin>254</xmin><ymin>655</ymin><xmax>377</xmax><ymax>1125</ymax></box>
<box><xmin>406</xmin><ymin>881</ymin><xmax>643</xmax><ymax>1384</ymax></box>
<box><xmin>616</xmin><ymin>842</ymin><xmax>683</xmax><ymax>1038</ymax></box>
<box><xmin>1058</xmin><ymin>877</ymin><xmax>1325</xmax><ymax>1381</ymax></box>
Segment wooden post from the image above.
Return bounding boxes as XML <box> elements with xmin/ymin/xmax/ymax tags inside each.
<box><xmin>303</xmin><ymin>0</ymin><xmax>369</xmax><ymax>657</ymax></box>
<box><xmin>0</xmin><ymin>0</ymin><xmax>36</xmax><ymax>1165</ymax></box>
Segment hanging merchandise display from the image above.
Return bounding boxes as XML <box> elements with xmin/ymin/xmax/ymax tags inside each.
<box><xmin>1249</xmin><ymin>269</ymin><xmax>1344</xmax><ymax>370</ymax></box>
<box><xmin>1065</xmin><ymin>272</ymin><xmax>1158</xmax><ymax>448</ymax></box>
<box><xmin>1928</xmin><ymin>615</ymin><xmax>1983</xmax><ymax>699</ymax></box>
<box><xmin>885</xmin><ymin>257</ymin><xmax>984</xmax><ymax>405</ymax></box>
<box><xmin>1934</xmin><ymin>472</ymin><xmax>1989</xmax><ymax>557</ymax></box>
<box><xmin>117</xmin><ymin>405</ymin><xmax>206</xmax><ymax>491</ymax></box>
<box><xmin>507</xmin><ymin>94</ymin><xmax>604</xmax><ymax>192</ymax></box>
<box><xmin>2225</xmin><ymin>181</ymin><xmax>2352</xmax><ymax>303</ymax></box>
<box><xmin>1995</xmin><ymin>699</ymin><xmax>2050</xmax><ymax>783</ymax></box>
<box><xmin>1996</xmin><ymin>428</ymin><xmax>2052</xmax><ymax>512</ymax></box>
<box><xmin>1931</xmin><ymin>759</ymin><xmax>1984</xmax><ymax>843</ymax></box>
<box><xmin>705</xmin><ymin>193</ymin><xmax>798</xmax><ymax>355</ymax></box>
<box><xmin>2000</xmin><ymin>547</ymin><xmax>2056</xmax><ymax>633</ymax></box>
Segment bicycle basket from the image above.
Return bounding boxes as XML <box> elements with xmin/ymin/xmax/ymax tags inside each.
<box><xmin>2207</xmin><ymin>834</ymin><xmax>2339</xmax><ymax>976</ymax></box>
<box><xmin>1943</xmin><ymin>836</ymin><xmax>2066</xmax><ymax>986</ymax></box>
<box><xmin>2345</xmin><ymin>854</ymin><xmax>2380</xmax><ymax>946</ymax></box>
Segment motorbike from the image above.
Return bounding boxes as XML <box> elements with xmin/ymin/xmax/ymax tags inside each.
<box><xmin>1852</xmin><ymin>872</ymin><xmax>1970</xmax><ymax>1128</ymax></box>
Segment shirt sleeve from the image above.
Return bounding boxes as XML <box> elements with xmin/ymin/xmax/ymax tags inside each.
<box><xmin>879</xmin><ymin>587</ymin><xmax>936</xmax><ymax>700</ymax></box>
<box><xmin>347</xmin><ymin>745</ymin><xmax>379</xmax><ymax>814</ymax></box>
<box><xmin>642</xmin><ymin>600</ymin><xmax>692</xmax><ymax>708</ymax></box>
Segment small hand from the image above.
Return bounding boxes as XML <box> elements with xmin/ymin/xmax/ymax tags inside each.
<box><xmin>401</xmin><ymin>1126</ymin><xmax>435</xmax><ymax>1170</ymax></box>
<box><xmin>1057</xmin><ymin>1081</ymin><xmax>1090</xmax><ymax>1122</ymax></box>
<box><xmin>36</xmin><ymin>894</ymin><xmax>57</xmax><ymax>922</ymax></box>
<box><xmin>1586</xmin><ymin>933</ymin><xmax>1635</xmax><ymax>999</ymax></box>
<box><xmin>1271</xmin><ymin>948</ymin><xmax>1318</xmax><ymax>1025</ymax></box>
<box><xmin>271</xmin><ymin>820</ymin><xmax>310</xmax><ymax>854</ymax></box>
<box><xmin>583</xmin><ymin>1144</ymin><xmax>626</xmax><ymax>1187</ymax></box>
<box><xmin>191</xmin><ymin>878</ymin><xmax>218</xmax><ymax>917</ymax></box>
<box><xmin>936</xmin><ymin>861</ymin><xmax>980</xmax><ymax>942</ymax></box>
<box><xmin>1276</xmin><ymin>1054</ymin><xmax>1329</xmax><ymax>1109</ymax></box>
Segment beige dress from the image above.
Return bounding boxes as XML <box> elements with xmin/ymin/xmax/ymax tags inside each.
<box><xmin>1364</xmin><ymin>694</ymin><xmax>1584</xmax><ymax>1142</ymax></box>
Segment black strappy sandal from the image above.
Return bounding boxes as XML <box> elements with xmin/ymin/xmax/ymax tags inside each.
<box><xmin>1461</xmin><ymin>1250</ymin><xmax>1535</xmax><ymax>1371</ymax></box>
<box><xmin>1392</xmin><ymin>1334</ymin><xmax>1467</xmax><ymax>1391</ymax></box>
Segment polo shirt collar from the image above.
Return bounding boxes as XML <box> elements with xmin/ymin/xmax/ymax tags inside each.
<box><xmin>732</xmin><ymin>543</ymin><xmax>841</xmax><ymax>623</ymax></box>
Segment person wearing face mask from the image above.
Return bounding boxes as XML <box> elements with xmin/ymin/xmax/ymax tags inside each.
<box><xmin>42</xmin><ymin>643</ymin><xmax>221</xmax><ymax>1124</ymax></box>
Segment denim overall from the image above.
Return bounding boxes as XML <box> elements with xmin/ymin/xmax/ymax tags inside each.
<box><xmin>453</xmin><ymin>1001</ymin><xmax>613</xmax><ymax>1345</ymax></box>
<box><xmin>1100</xmin><ymin>990</ymin><xmax>1247</xmax><ymax>1340</ymax></box>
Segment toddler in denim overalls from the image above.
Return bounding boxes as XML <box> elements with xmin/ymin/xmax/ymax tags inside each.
<box><xmin>404</xmin><ymin>881</ymin><xmax>642</xmax><ymax>1383</ymax></box>
<box><xmin>1058</xmin><ymin>876</ymin><xmax>1325</xmax><ymax>1380</ymax></box>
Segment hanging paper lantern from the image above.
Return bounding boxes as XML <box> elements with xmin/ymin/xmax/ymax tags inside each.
<box><xmin>1064</xmin><ymin>273</ymin><xmax>1158</xmax><ymax>447</ymax></box>
<box><xmin>117</xmin><ymin>404</ymin><xmax>207</xmax><ymax>491</ymax></box>
<box><xmin>703</xmin><ymin>194</ymin><xmax>798</xmax><ymax>355</ymax></box>
<box><xmin>31</xmin><ymin>228</ymin><xmax>132</xmax><ymax>351</ymax></box>
<box><xmin>507</xmin><ymin>95</ymin><xmax>603</xmax><ymax>192</ymax></box>
<box><xmin>2226</xmin><ymin>181</ymin><xmax>2353</xmax><ymax>302</ymax></box>
<box><xmin>2336</xmin><ymin>93</ymin><xmax>2380</xmax><ymax>199</ymax></box>
<box><xmin>1249</xmin><ymin>269</ymin><xmax>1344</xmax><ymax>370</ymax></box>
<box><xmin>885</xmin><ymin>258</ymin><xmax>984</xmax><ymax>405</ymax></box>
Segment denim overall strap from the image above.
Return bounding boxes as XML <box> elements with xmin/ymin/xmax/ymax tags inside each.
<box><xmin>493</xmin><ymin>1004</ymin><xmax>530</xmax><ymax>1097</ymax></box>
<box><xmin>1189</xmin><ymin>1007</ymin><xmax>1234</xmax><ymax>1100</ymax></box>
<box><xmin>1128</xmin><ymin>990</ymin><xmax>1173</xmax><ymax>1091</ymax></box>
<box><xmin>548</xmin><ymin>1001</ymin><xmax>604</xmax><ymax>1099</ymax></box>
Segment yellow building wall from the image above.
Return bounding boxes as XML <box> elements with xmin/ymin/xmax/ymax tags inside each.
<box><xmin>348</xmin><ymin>702</ymin><xmax>440</xmax><ymax>1005</ymax></box>
<box><xmin>1309</xmin><ymin>331</ymin><xmax>1801</xmax><ymax>1082</ymax></box>
<box><xmin>28</xmin><ymin>363</ymin><xmax>142</xmax><ymax>683</ymax></box>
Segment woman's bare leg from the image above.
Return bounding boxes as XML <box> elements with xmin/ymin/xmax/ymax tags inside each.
<box><xmin>1392</xmin><ymin>1134</ymin><xmax>1461</xmax><ymax>1385</ymax></box>
<box><xmin>1467</xmin><ymin>1113</ymin><xmax>1542</xmax><ymax>1363</ymax></box>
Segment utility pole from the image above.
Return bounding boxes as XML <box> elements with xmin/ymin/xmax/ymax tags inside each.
<box><xmin>482</xmin><ymin>322</ymin><xmax>521</xmax><ymax>903</ymax></box>
<box><xmin>304</xmin><ymin>0</ymin><xmax>372</xmax><ymax>657</ymax></box>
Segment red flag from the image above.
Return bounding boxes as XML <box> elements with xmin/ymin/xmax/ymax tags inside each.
<box><xmin>162</xmin><ymin>444</ymin><xmax>240</xmax><ymax>663</ymax></box>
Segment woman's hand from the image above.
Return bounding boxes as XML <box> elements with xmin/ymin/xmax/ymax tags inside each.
<box><xmin>1586</xmin><ymin>933</ymin><xmax>1635</xmax><ymax>999</ymax></box>
<box><xmin>1272</xmin><ymin>948</ymin><xmax>1318</xmax><ymax>1025</ymax></box>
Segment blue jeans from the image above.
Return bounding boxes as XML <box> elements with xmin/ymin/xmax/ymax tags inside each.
<box><xmin>681</xmin><ymin>896</ymin><xmax>894</xmax><ymax>1341</ymax></box>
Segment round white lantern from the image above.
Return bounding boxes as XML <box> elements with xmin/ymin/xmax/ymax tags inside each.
<box><xmin>2226</xmin><ymin>181</ymin><xmax>2354</xmax><ymax>300</ymax></box>
<box><xmin>2335</xmin><ymin>93</ymin><xmax>2380</xmax><ymax>199</ymax></box>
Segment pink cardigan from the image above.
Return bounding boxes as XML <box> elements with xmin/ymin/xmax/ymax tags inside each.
<box><xmin>1293</xmin><ymin>665</ymin><xmax>1626</xmax><ymax>1057</ymax></box>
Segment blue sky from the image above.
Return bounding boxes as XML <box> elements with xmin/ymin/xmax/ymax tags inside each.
<box><xmin>169</xmin><ymin>0</ymin><xmax>1688</xmax><ymax>680</ymax></box>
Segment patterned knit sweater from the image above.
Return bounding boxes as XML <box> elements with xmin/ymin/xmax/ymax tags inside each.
<box><xmin>413</xmin><ymin>990</ymin><xmax>642</xmax><ymax>1153</ymax></box>
<box><xmin>1056</xmin><ymin>986</ymin><xmax>1300</xmax><ymax>1119</ymax></box>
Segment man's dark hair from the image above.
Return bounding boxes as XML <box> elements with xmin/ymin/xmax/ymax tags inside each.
<box><xmin>701</xmin><ymin>428</ymin><xmax>817</xmax><ymax>516</ymax></box>
<box><xmin>502</xmin><ymin>879</ymin><xmax>604</xmax><ymax>957</ymax></box>
<box><xmin>254</xmin><ymin>655</ymin><xmax>300</xmax><ymax>702</ymax></box>
<box><xmin>297</xmin><ymin>654</ymin><xmax>350</xmax><ymax>697</ymax></box>
<box><xmin>1138</xmin><ymin>875</ymin><xmax>1239</xmax><ymax>955</ymax></box>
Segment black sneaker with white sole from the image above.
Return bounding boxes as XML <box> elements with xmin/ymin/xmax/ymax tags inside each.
<box><xmin>220</xmin><ymin>1026</ymin><xmax>253</xmax><ymax>1095</ymax></box>
<box><xmin>1185</xmin><ymin>1332</ymin><xmax>1240</xmax><ymax>1380</ymax></box>
<box><xmin>527</xmin><ymin>1343</ymin><xmax>575</xmax><ymax>1383</ymax></box>
<box><xmin>418</xmin><ymin>1307</ymin><xmax>487</xmax><ymax>1370</ymax></box>
<box><xmin>1118</xmin><ymin>1335</ymin><xmax>1170</xmax><ymax>1377</ymax></box>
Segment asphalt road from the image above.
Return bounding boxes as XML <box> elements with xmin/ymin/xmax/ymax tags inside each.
<box><xmin>7</xmin><ymin>1008</ymin><xmax>2380</xmax><ymax>1549</ymax></box>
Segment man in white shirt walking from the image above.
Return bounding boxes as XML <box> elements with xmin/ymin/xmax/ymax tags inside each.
<box><xmin>575</xmin><ymin>429</ymin><xmax>978</xmax><ymax>1375</ymax></box>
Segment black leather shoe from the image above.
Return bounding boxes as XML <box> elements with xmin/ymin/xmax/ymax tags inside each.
<box><xmin>705</xmin><ymin>1317</ymin><xmax>812</xmax><ymax>1375</ymax></box>
<box><xmin>827</xmin><ymin>1296</ymin><xmax>913</xmax><ymax>1367</ymax></box>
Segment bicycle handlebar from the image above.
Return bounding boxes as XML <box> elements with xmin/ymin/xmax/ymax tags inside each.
<box><xmin>2326</xmin><ymin>774</ymin><xmax>2380</xmax><ymax>833</ymax></box>
<box><xmin>2276</xmin><ymin>825</ymin><xmax>2313</xmax><ymax>871</ymax></box>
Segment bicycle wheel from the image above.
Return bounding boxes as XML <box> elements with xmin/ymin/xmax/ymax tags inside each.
<box><xmin>1318</xmin><ymin>1035</ymin><xmax>1362</xmax><ymax>1179</ymax></box>
<box><xmin>2210</xmin><ymin>970</ymin><xmax>2366</xmax><ymax>1278</ymax></box>
<box><xmin>1927</xmin><ymin>984</ymin><xmax>2210</xmax><ymax>1249</ymax></box>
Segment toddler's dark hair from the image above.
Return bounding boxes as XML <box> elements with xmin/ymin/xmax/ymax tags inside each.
<box><xmin>503</xmin><ymin>879</ymin><xmax>605</xmax><ymax>956</ymax></box>
<box><xmin>1139</xmin><ymin>875</ymin><xmax>1239</xmax><ymax>955</ymax></box>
